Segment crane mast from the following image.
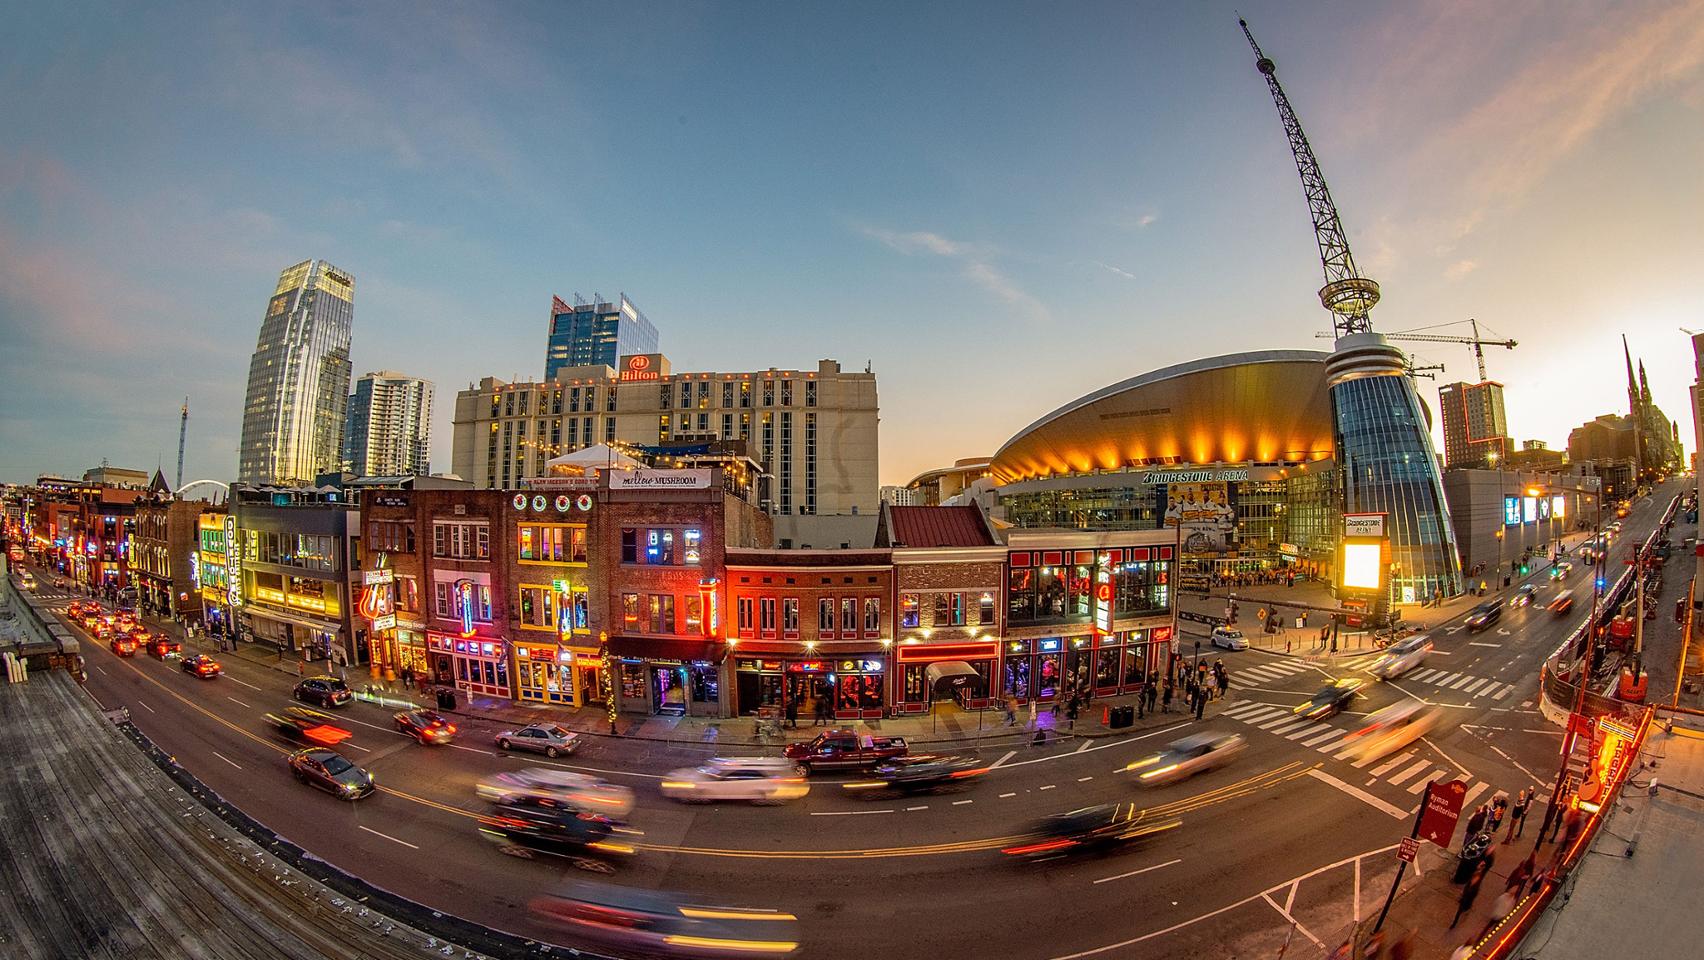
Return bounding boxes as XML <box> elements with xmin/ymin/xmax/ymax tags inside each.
<box><xmin>1239</xmin><ymin>19</ymin><xmax>1379</xmax><ymax>337</ymax></box>
<box><xmin>176</xmin><ymin>398</ymin><xmax>188</xmax><ymax>492</ymax></box>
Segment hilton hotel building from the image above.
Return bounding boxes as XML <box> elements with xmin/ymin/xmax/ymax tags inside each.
<box><xmin>451</xmin><ymin>354</ymin><xmax>879</xmax><ymax>519</ymax></box>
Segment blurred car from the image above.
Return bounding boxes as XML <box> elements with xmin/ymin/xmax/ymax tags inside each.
<box><xmin>394</xmin><ymin>708</ymin><xmax>457</xmax><ymax>744</ymax></box>
<box><xmin>19</xmin><ymin>571</ymin><xmax>36</xmax><ymax>591</ymax></box>
<box><xmin>1293</xmin><ymin>679</ymin><xmax>1364</xmax><ymax>719</ymax></box>
<box><xmin>266</xmin><ymin>706</ymin><xmax>354</xmax><ymax>747</ymax></box>
<box><xmin>660</xmin><ymin>757</ymin><xmax>810</xmax><ymax>804</ymax></box>
<box><xmin>292</xmin><ymin>675</ymin><xmax>353</xmax><ymax>708</ymax></box>
<box><xmin>842</xmin><ymin>754</ymin><xmax>989</xmax><ymax>794</ymax></box>
<box><xmin>180</xmin><ymin>653</ymin><xmax>222</xmax><ymax>679</ymax></box>
<box><xmin>109</xmin><ymin>635</ymin><xmax>138</xmax><ymax>657</ymax></box>
<box><xmin>1550</xmin><ymin>561</ymin><xmax>1574</xmax><ymax>581</ymax></box>
<box><xmin>1124</xmin><ymin>732</ymin><xmax>1246</xmax><ymax>786</ymax></box>
<box><xmin>1549</xmin><ymin>590</ymin><xmax>1575</xmax><ymax>616</ymax></box>
<box><xmin>287</xmin><ymin>747</ymin><xmax>375</xmax><ymax>800</ymax></box>
<box><xmin>1210</xmin><ymin>627</ymin><xmax>1249</xmax><ymax>651</ymax></box>
<box><xmin>1001</xmin><ymin>803</ymin><xmax>1183</xmax><ymax>861</ymax></box>
<box><xmin>1464</xmin><ymin>599</ymin><xmax>1504</xmax><ymax>632</ymax></box>
<box><xmin>1339</xmin><ymin>702</ymin><xmax>1442</xmax><ymax>764</ymax></box>
<box><xmin>477</xmin><ymin>797</ymin><xmax>633</xmax><ymax>871</ymax></box>
<box><xmin>1368</xmin><ymin>634</ymin><xmax>1433</xmax><ymax>680</ymax></box>
<box><xmin>495</xmin><ymin>722</ymin><xmax>581</xmax><ymax>758</ymax></box>
<box><xmin>530</xmin><ymin>881</ymin><xmax>801</xmax><ymax>958</ymax></box>
<box><xmin>476</xmin><ymin>769</ymin><xmax>636</xmax><ymax>819</ymax></box>
<box><xmin>1511</xmin><ymin>584</ymin><xmax>1541</xmax><ymax>608</ymax></box>
<box><xmin>142</xmin><ymin>634</ymin><xmax>181</xmax><ymax>660</ymax></box>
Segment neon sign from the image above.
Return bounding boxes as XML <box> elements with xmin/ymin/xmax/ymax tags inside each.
<box><xmin>699</xmin><ymin>578</ymin><xmax>719</xmax><ymax>637</ymax></box>
<box><xmin>225</xmin><ymin>515</ymin><xmax>242</xmax><ymax>607</ymax></box>
<box><xmin>457</xmin><ymin>580</ymin><xmax>475</xmax><ymax>637</ymax></box>
<box><xmin>1093</xmin><ymin>551</ymin><xmax>1115</xmax><ymax>636</ymax></box>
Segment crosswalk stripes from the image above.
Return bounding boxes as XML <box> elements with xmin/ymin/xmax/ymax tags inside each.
<box><xmin>1386</xmin><ymin>759</ymin><xmax>1433</xmax><ymax>787</ymax></box>
<box><xmin>1385</xmin><ymin>665</ymin><xmax>1515</xmax><ymax>700</ymax></box>
<box><xmin>1227</xmin><ymin>658</ymin><xmax>1316</xmax><ymax>686</ymax></box>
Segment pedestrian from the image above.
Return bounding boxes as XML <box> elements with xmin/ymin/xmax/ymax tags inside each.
<box><xmin>1464</xmin><ymin>803</ymin><xmax>1488</xmax><ymax>838</ymax></box>
<box><xmin>1217</xmin><ymin>668</ymin><xmax>1230</xmax><ymax>700</ymax></box>
<box><xmin>1066</xmin><ymin>697</ymin><xmax>1079</xmax><ymax>730</ymax></box>
<box><xmin>1450</xmin><ymin>860</ymin><xmax>1487</xmax><ymax>928</ymax></box>
<box><xmin>1509</xmin><ymin>788</ymin><xmax>1532</xmax><ymax>840</ymax></box>
<box><xmin>1144</xmin><ymin>679</ymin><xmax>1158</xmax><ymax>715</ymax></box>
<box><xmin>1162</xmin><ymin>680</ymin><xmax>1174</xmax><ymax>713</ymax></box>
<box><xmin>1507</xmin><ymin>849</ymin><xmax>1536</xmax><ymax>897</ymax></box>
<box><xmin>1489</xmin><ymin>792</ymin><xmax>1509</xmax><ymax>835</ymax></box>
<box><xmin>1028</xmin><ymin>696</ymin><xmax>1038</xmax><ymax>729</ymax></box>
<box><xmin>1136</xmin><ymin>684</ymin><xmax>1146</xmax><ymax>719</ymax></box>
<box><xmin>295</xmin><ymin>659</ymin><xmax>304</xmax><ymax>678</ymax></box>
<box><xmin>1003</xmin><ymin>695</ymin><xmax>1018</xmax><ymax>727</ymax></box>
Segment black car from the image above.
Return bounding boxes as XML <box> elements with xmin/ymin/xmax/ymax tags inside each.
<box><xmin>287</xmin><ymin>747</ymin><xmax>375</xmax><ymax>799</ymax></box>
<box><xmin>393</xmin><ymin>708</ymin><xmax>457</xmax><ymax>744</ymax></box>
<box><xmin>1001</xmin><ymin>803</ymin><xmax>1182</xmax><ymax>861</ymax></box>
<box><xmin>1464</xmin><ymin>599</ymin><xmax>1504</xmax><ymax>632</ymax></box>
<box><xmin>293</xmin><ymin>675</ymin><xmax>353</xmax><ymax>707</ymax></box>
<box><xmin>530</xmin><ymin>881</ymin><xmax>801</xmax><ymax>959</ymax></box>
<box><xmin>1293</xmin><ymin>679</ymin><xmax>1365</xmax><ymax>720</ymax></box>
<box><xmin>477</xmin><ymin>796</ymin><xmax>634</xmax><ymax>872</ymax></box>
<box><xmin>1510</xmin><ymin>584</ymin><xmax>1541</xmax><ymax>608</ymax></box>
<box><xmin>843</xmin><ymin>754</ymin><xmax>989</xmax><ymax>795</ymax></box>
<box><xmin>266</xmin><ymin>706</ymin><xmax>354</xmax><ymax>747</ymax></box>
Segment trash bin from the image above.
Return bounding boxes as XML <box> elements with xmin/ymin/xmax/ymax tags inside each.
<box><xmin>1453</xmin><ymin>831</ymin><xmax>1492</xmax><ymax>882</ymax></box>
<box><xmin>1119</xmin><ymin>704</ymin><xmax>1135</xmax><ymax>727</ymax></box>
<box><xmin>436</xmin><ymin>688</ymin><xmax>457</xmax><ymax>711</ymax></box>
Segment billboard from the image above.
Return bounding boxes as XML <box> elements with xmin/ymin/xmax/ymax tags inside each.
<box><xmin>1163</xmin><ymin>481</ymin><xmax>1235</xmax><ymax>552</ymax></box>
<box><xmin>1344</xmin><ymin>513</ymin><xmax>1386</xmax><ymax>538</ymax></box>
<box><xmin>1341</xmin><ymin>541</ymin><xmax>1384</xmax><ymax>591</ymax></box>
<box><xmin>1504</xmin><ymin>496</ymin><xmax>1521</xmax><ymax>526</ymax></box>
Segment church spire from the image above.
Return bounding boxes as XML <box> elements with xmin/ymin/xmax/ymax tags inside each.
<box><xmin>1639</xmin><ymin>359</ymin><xmax>1651</xmax><ymax>404</ymax></box>
<box><xmin>1624</xmin><ymin>335</ymin><xmax>1639</xmax><ymax>415</ymax></box>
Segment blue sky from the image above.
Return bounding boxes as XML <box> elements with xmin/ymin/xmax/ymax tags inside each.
<box><xmin>3</xmin><ymin>0</ymin><xmax>1702</xmax><ymax>487</ymax></box>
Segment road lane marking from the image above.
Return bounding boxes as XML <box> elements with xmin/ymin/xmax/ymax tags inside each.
<box><xmin>1258</xmin><ymin>715</ymin><xmax>1299</xmax><ymax>730</ymax></box>
<box><xmin>811</xmin><ymin>809</ymin><xmax>894</xmax><ymax>816</ymax></box>
<box><xmin>1039</xmin><ymin>784</ymin><xmax>1056</xmax><ymax>790</ymax></box>
<box><xmin>1305</xmin><ymin>769</ymin><xmax>1406</xmax><ymax>819</ymax></box>
<box><xmin>905</xmin><ymin>805</ymin><xmax>928</xmax><ymax>811</ymax></box>
<box><xmin>211</xmin><ymin>750</ymin><xmax>242</xmax><ymax>769</ymax></box>
<box><xmin>136</xmin><ymin>699</ymin><xmax>155</xmax><ymax>713</ymax></box>
<box><xmin>1000</xmin><ymin>792</ymin><xmax>1017</xmax><ymax>798</ymax></box>
<box><xmin>952</xmin><ymin>799</ymin><xmax>974</xmax><ymax>805</ymax></box>
<box><xmin>1493</xmin><ymin>685</ymin><xmax>1512</xmax><ymax>700</ymax></box>
<box><xmin>990</xmin><ymin>749</ymin><xmax>1018</xmax><ymax>768</ymax></box>
<box><xmin>1283</xmin><ymin>724</ymin><xmax>1323</xmax><ymax>740</ymax></box>
<box><xmin>1449</xmin><ymin>675</ymin><xmax>1476</xmax><ymax>690</ymax></box>
<box><xmin>358</xmin><ymin>825</ymin><xmax>420</xmax><ymax>849</ymax></box>
<box><xmin>226</xmin><ymin>696</ymin><xmax>251</xmax><ymax>708</ymax></box>
<box><xmin>1461</xmin><ymin>782</ymin><xmax>1490</xmax><ymax>809</ymax></box>
<box><xmin>1406</xmin><ymin>773</ymin><xmax>1440</xmax><ymax>794</ymax></box>
<box><xmin>346</xmin><ymin>742</ymin><xmax>372</xmax><ymax>752</ymax></box>
<box><xmin>1077</xmin><ymin>776</ymin><xmax>1094</xmax><ymax>782</ymax></box>
<box><xmin>1269</xmin><ymin>719</ymin><xmax>1314</xmax><ymax>736</ymax></box>
<box><xmin>1368</xmin><ymin>753</ymin><xmax>1413</xmax><ymax>777</ymax></box>
<box><xmin>1302</xmin><ymin>728</ymin><xmax>1344</xmax><ymax>748</ymax></box>
<box><xmin>1092</xmin><ymin>857</ymin><xmax>1183</xmax><ymax>885</ymax></box>
<box><xmin>1386</xmin><ymin>759</ymin><xmax>1433</xmax><ymax>787</ymax></box>
<box><xmin>996</xmin><ymin>721</ymin><xmax>1191</xmax><ymax>770</ymax></box>
<box><xmin>92</xmin><ymin>664</ymin><xmax>106</xmax><ymax>676</ymax></box>
<box><xmin>1075</xmin><ymin>740</ymin><xmax>1093</xmax><ymax>753</ymax></box>
<box><xmin>226</xmin><ymin>676</ymin><xmax>262</xmax><ymax>691</ymax></box>
<box><xmin>1463</xmin><ymin>678</ymin><xmax>1489</xmax><ymax>695</ymax></box>
<box><xmin>1468</xmin><ymin>642</ymin><xmax>1500</xmax><ymax>648</ymax></box>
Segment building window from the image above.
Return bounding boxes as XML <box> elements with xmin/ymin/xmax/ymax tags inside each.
<box><xmin>805</xmin><ymin>379</ymin><xmax>817</xmax><ymax>407</ymax></box>
<box><xmin>396</xmin><ymin>575</ymin><xmax>419</xmax><ymax>613</ymax></box>
<box><xmin>684</xmin><ymin>594</ymin><xmax>703</xmax><ymax>635</ymax></box>
<box><xmin>760</xmin><ymin>597</ymin><xmax>776</xmax><ymax>637</ymax></box>
<box><xmin>933</xmin><ymin>592</ymin><xmax>966</xmax><ymax>627</ymax></box>
<box><xmin>623</xmin><ymin>593</ymin><xmax>641</xmax><ymax>632</ymax></box>
<box><xmin>518</xmin><ymin>524</ymin><xmax>587</xmax><ymax>563</ymax></box>
<box><xmin>781</xmin><ymin>380</ymin><xmax>793</xmax><ymax>406</ymax></box>
<box><xmin>763</xmin><ymin>379</ymin><xmax>774</xmax><ymax>406</ymax></box>
<box><xmin>518</xmin><ymin>586</ymin><xmax>556</xmax><ymax>628</ymax></box>
<box><xmin>841</xmin><ymin>597</ymin><xmax>856</xmax><ymax>634</ymax></box>
<box><xmin>978</xmin><ymin>593</ymin><xmax>995</xmax><ymax>626</ymax></box>
<box><xmin>722</xmin><ymin>381</ymin><xmax>734</xmax><ymax>407</ymax></box>
<box><xmin>432</xmin><ymin>521</ymin><xmax>489</xmax><ymax>559</ymax></box>
<box><xmin>737</xmin><ymin>597</ymin><xmax>755</xmax><ymax>637</ymax></box>
<box><xmin>901</xmin><ymin>593</ymin><xmax>920</xmax><ymax>629</ymax></box>
<box><xmin>659</xmin><ymin>385</ymin><xmax>671</xmax><ymax>410</ymax></box>
<box><xmin>864</xmin><ymin>597</ymin><xmax>881</xmax><ymax>635</ymax></box>
<box><xmin>435</xmin><ymin>581</ymin><xmax>491</xmax><ymax>622</ymax></box>
<box><xmin>819</xmin><ymin>598</ymin><xmax>835</xmax><ymax>637</ymax></box>
<box><xmin>648</xmin><ymin>594</ymin><xmax>675</xmax><ymax>634</ymax></box>
<box><xmin>366</xmin><ymin>521</ymin><xmax>415</xmax><ymax>554</ymax></box>
<box><xmin>683</xmin><ymin>529</ymin><xmax>702</xmax><ymax>565</ymax></box>
<box><xmin>782</xmin><ymin>598</ymin><xmax>799</xmax><ymax>637</ymax></box>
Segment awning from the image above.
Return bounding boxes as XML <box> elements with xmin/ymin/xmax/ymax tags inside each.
<box><xmin>607</xmin><ymin>635</ymin><xmax>724</xmax><ymax>664</ymax></box>
<box><xmin>925</xmin><ymin>660</ymin><xmax>983</xmax><ymax>689</ymax></box>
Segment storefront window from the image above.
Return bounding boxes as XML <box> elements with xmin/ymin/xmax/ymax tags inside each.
<box><xmin>690</xmin><ymin>663</ymin><xmax>719</xmax><ymax>703</ymax></box>
<box><xmin>903</xmin><ymin>664</ymin><xmax>926</xmax><ymax>702</ymax></box>
<box><xmin>900</xmin><ymin>594</ymin><xmax>920</xmax><ymax>629</ymax></box>
<box><xmin>620</xmin><ymin>662</ymin><xmax>646</xmax><ymax>700</ymax></box>
<box><xmin>1095</xmin><ymin>648</ymin><xmax>1120</xmax><ymax>688</ymax></box>
<box><xmin>1069</xmin><ymin>565</ymin><xmax>1093</xmax><ymax>617</ymax></box>
<box><xmin>1123</xmin><ymin>645</ymin><xmax>1147</xmax><ymax>687</ymax></box>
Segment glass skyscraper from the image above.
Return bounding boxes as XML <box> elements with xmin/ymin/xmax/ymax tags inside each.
<box><xmin>1327</xmin><ymin>333</ymin><xmax>1463</xmax><ymax>603</ymax></box>
<box><xmin>344</xmin><ymin>371</ymin><xmax>432</xmax><ymax>477</ymax></box>
<box><xmin>238</xmin><ymin>260</ymin><xmax>355</xmax><ymax>486</ymax></box>
<box><xmin>544</xmin><ymin>293</ymin><xmax>658</xmax><ymax>380</ymax></box>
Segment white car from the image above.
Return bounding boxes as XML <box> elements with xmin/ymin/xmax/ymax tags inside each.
<box><xmin>1210</xmin><ymin>627</ymin><xmax>1249</xmax><ymax>651</ymax></box>
<box><xmin>475</xmin><ymin>769</ymin><xmax>635</xmax><ymax>818</ymax></box>
<box><xmin>1339</xmin><ymin>702</ymin><xmax>1441</xmax><ymax>764</ymax></box>
<box><xmin>1368</xmin><ymin>635</ymin><xmax>1433</xmax><ymax>679</ymax></box>
<box><xmin>660</xmin><ymin>757</ymin><xmax>810</xmax><ymax>805</ymax></box>
<box><xmin>1125</xmin><ymin>733</ymin><xmax>1246</xmax><ymax>786</ymax></box>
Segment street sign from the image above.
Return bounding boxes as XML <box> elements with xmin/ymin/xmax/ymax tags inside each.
<box><xmin>1397</xmin><ymin>837</ymin><xmax>1419</xmax><ymax>863</ymax></box>
<box><xmin>1178</xmin><ymin>611</ymin><xmax>1227</xmax><ymax>626</ymax></box>
<box><xmin>1418</xmin><ymin>779</ymin><xmax>1467</xmax><ymax>845</ymax></box>
<box><xmin>371</xmin><ymin>614</ymin><xmax>397</xmax><ymax>631</ymax></box>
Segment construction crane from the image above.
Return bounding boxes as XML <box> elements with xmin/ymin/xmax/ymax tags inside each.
<box><xmin>1314</xmin><ymin>318</ymin><xmax>1516</xmax><ymax>380</ymax></box>
<box><xmin>176</xmin><ymin>398</ymin><xmax>188</xmax><ymax>492</ymax></box>
<box><xmin>1240</xmin><ymin>18</ymin><xmax>1379</xmax><ymax>338</ymax></box>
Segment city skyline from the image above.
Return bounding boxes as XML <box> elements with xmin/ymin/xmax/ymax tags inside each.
<box><xmin>3</xmin><ymin>1</ymin><xmax>1702</xmax><ymax>487</ymax></box>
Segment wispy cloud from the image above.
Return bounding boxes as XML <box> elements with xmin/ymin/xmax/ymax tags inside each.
<box><xmin>1092</xmin><ymin>260</ymin><xmax>1138</xmax><ymax>281</ymax></box>
<box><xmin>859</xmin><ymin>225</ymin><xmax>1051</xmax><ymax>320</ymax></box>
<box><xmin>1443</xmin><ymin>259</ymin><xmax>1478</xmax><ymax>280</ymax></box>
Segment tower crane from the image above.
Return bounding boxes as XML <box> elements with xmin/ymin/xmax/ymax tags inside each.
<box><xmin>176</xmin><ymin>398</ymin><xmax>188</xmax><ymax>492</ymax></box>
<box><xmin>1313</xmin><ymin>318</ymin><xmax>1516</xmax><ymax>380</ymax></box>
<box><xmin>1240</xmin><ymin>18</ymin><xmax>1379</xmax><ymax>337</ymax></box>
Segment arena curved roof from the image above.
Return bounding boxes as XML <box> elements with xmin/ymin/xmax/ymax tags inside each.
<box><xmin>991</xmin><ymin>350</ymin><xmax>1336</xmax><ymax>484</ymax></box>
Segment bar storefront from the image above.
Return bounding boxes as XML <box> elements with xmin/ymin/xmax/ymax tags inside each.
<box><xmin>426</xmin><ymin>632</ymin><xmax>511</xmax><ymax>699</ymax></box>
<box><xmin>733</xmin><ymin>648</ymin><xmax>887</xmax><ymax>720</ymax></box>
<box><xmin>893</xmin><ymin>640</ymin><xmax>999</xmax><ymax>715</ymax></box>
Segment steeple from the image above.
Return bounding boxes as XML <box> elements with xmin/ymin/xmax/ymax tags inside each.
<box><xmin>1623</xmin><ymin>335</ymin><xmax>1639</xmax><ymax>416</ymax></box>
<box><xmin>1639</xmin><ymin>359</ymin><xmax>1651</xmax><ymax>403</ymax></box>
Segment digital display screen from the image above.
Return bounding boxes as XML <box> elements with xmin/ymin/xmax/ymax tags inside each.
<box><xmin>1341</xmin><ymin>542</ymin><xmax>1384</xmax><ymax>591</ymax></box>
<box><xmin>1504</xmin><ymin>497</ymin><xmax>1521</xmax><ymax>526</ymax></box>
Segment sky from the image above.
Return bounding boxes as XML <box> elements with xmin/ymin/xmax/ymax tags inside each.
<box><xmin>3</xmin><ymin>0</ymin><xmax>1702</xmax><ymax>489</ymax></box>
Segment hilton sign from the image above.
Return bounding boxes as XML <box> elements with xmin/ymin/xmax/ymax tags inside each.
<box><xmin>618</xmin><ymin>354</ymin><xmax>664</xmax><ymax>382</ymax></box>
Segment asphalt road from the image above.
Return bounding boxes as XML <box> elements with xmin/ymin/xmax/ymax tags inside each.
<box><xmin>35</xmin><ymin>482</ymin><xmax>1681</xmax><ymax>959</ymax></box>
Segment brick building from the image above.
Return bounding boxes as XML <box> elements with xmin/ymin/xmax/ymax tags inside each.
<box><xmin>132</xmin><ymin>491</ymin><xmax>208</xmax><ymax>620</ymax></box>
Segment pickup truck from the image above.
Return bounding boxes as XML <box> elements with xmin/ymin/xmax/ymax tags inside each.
<box><xmin>784</xmin><ymin>729</ymin><xmax>908</xmax><ymax>771</ymax></box>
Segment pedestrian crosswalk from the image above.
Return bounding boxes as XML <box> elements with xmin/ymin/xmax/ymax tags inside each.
<box><xmin>1218</xmin><ymin>700</ymin><xmax>1497</xmax><ymax>810</ymax></box>
<box><xmin>1225</xmin><ymin>657</ymin><xmax>1318</xmax><ymax>688</ymax></box>
<box><xmin>1283</xmin><ymin>653</ymin><xmax>1522</xmax><ymax>701</ymax></box>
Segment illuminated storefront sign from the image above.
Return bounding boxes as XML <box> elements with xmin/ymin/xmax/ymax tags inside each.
<box><xmin>457</xmin><ymin>580</ymin><xmax>476</xmax><ymax>637</ymax></box>
<box><xmin>1503</xmin><ymin>496</ymin><xmax>1522</xmax><ymax>526</ymax></box>
<box><xmin>699</xmin><ymin>578</ymin><xmax>720</xmax><ymax>637</ymax></box>
<box><xmin>1093</xmin><ymin>552</ymin><xmax>1115</xmax><ymax>636</ymax></box>
<box><xmin>1140</xmin><ymin>468</ymin><xmax>1251</xmax><ymax>485</ymax></box>
<box><xmin>618</xmin><ymin>354</ymin><xmax>661</xmax><ymax>382</ymax></box>
<box><xmin>225</xmin><ymin>515</ymin><xmax>242</xmax><ymax>607</ymax></box>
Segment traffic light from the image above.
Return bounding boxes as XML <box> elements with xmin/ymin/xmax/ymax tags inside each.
<box><xmin>1520</xmin><ymin>561</ymin><xmax>1530</xmax><ymax>575</ymax></box>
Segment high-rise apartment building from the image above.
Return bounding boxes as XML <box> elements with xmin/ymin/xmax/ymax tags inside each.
<box><xmin>1437</xmin><ymin>380</ymin><xmax>1511</xmax><ymax>469</ymax></box>
<box><xmin>544</xmin><ymin>294</ymin><xmax>659</xmax><ymax>380</ymax></box>
<box><xmin>238</xmin><ymin>260</ymin><xmax>355</xmax><ymax>486</ymax></box>
<box><xmin>451</xmin><ymin>354</ymin><xmax>879</xmax><ymax>516</ymax></box>
<box><xmin>344</xmin><ymin>371</ymin><xmax>433</xmax><ymax>477</ymax></box>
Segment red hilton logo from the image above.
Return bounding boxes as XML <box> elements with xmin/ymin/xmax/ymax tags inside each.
<box><xmin>619</xmin><ymin>355</ymin><xmax>660</xmax><ymax>382</ymax></box>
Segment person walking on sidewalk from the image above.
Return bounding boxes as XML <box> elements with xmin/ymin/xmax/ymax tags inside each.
<box><xmin>1003</xmin><ymin>695</ymin><xmax>1018</xmax><ymax>727</ymax></box>
<box><xmin>1192</xmin><ymin>684</ymin><xmax>1207</xmax><ymax>720</ymax></box>
<box><xmin>1464</xmin><ymin>802</ymin><xmax>1489</xmax><ymax>839</ymax></box>
<box><xmin>1136</xmin><ymin>684</ymin><xmax>1146</xmax><ymax>719</ymax></box>
<box><xmin>1028</xmin><ymin>696</ymin><xmax>1038</xmax><ymax>729</ymax></box>
<box><xmin>1162</xmin><ymin>679</ymin><xmax>1174</xmax><ymax>713</ymax></box>
<box><xmin>1450</xmin><ymin>859</ymin><xmax>1488</xmax><ymax>928</ymax></box>
<box><xmin>1508</xmin><ymin>788</ymin><xmax>1532</xmax><ymax>841</ymax></box>
<box><xmin>1145</xmin><ymin>676</ymin><xmax>1159</xmax><ymax>715</ymax></box>
<box><xmin>1488</xmin><ymin>792</ymin><xmax>1508</xmax><ymax>835</ymax></box>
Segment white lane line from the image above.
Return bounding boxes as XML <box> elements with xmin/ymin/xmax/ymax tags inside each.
<box><xmin>1075</xmin><ymin>740</ymin><xmax>1094</xmax><ymax>753</ymax></box>
<box><xmin>1411</xmin><ymin>669</ymin><xmax>1442</xmax><ymax>683</ymax></box>
<box><xmin>906</xmin><ymin>805</ymin><xmax>928</xmax><ymax>811</ymax></box>
<box><xmin>1234</xmin><ymin>706</ymin><xmax>1284</xmax><ymax>723</ymax></box>
<box><xmin>1369</xmin><ymin>753</ymin><xmax>1413</xmax><ymax>777</ymax></box>
<box><xmin>226</xmin><ymin>696</ymin><xmax>251</xmax><ymax>708</ymax></box>
<box><xmin>1449</xmin><ymin>675</ymin><xmax>1476</xmax><ymax>690</ymax></box>
<box><xmin>1461</xmin><ymin>781</ymin><xmax>1491</xmax><ymax>810</ymax></box>
<box><xmin>990</xmin><ymin>749</ymin><xmax>1019</xmax><ymax>768</ymax></box>
<box><xmin>1092</xmin><ymin>857</ymin><xmax>1184</xmax><ymax>885</ymax></box>
<box><xmin>1493</xmin><ymin>685</ymin><xmax>1512</xmax><ymax>700</ymax></box>
<box><xmin>226</xmin><ymin>676</ymin><xmax>262</xmax><ymax>691</ymax></box>
<box><xmin>1349</xmin><ymin>749</ymin><xmax>1383</xmax><ymax>768</ymax></box>
<box><xmin>1467</xmin><ymin>642</ymin><xmax>1501</xmax><ymax>648</ymax></box>
<box><xmin>1270</xmin><ymin>719</ymin><xmax>1315</xmax><ymax>736</ymax></box>
<box><xmin>1306</xmin><ymin>769</ymin><xmax>1407</xmax><ymax>819</ymax></box>
<box><xmin>211</xmin><ymin>750</ymin><xmax>243</xmax><ymax>769</ymax></box>
<box><xmin>1223</xmin><ymin>702</ymin><xmax>1270</xmax><ymax>718</ymax></box>
<box><xmin>1386</xmin><ymin>760</ymin><xmax>1433</xmax><ymax>787</ymax></box>
<box><xmin>1258</xmin><ymin>715</ymin><xmax>1300</xmax><ymax>730</ymax></box>
<box><xmin>1039</xmin><ymin>784</ymin><xmax>1057</xmax><ymax>791</ymax></box>
<box><xmin>999</xmin><ymin>792</ymin><xmax>1018</xmax><ymax>798</ymax></box>
<box><xmin>952</xmin><ymin>799</ymin><xmax>974</xmax><ymax>806</ymax></box>
<box><xmin>997</xmin><ymin>721</ymin><xmax>1193</xmax><ymax>770</ymax></box>
<box><xmin>1302</xmin><ymin>729</ymin><xmax>1346</xmax><ymax>748</ymax></box>
<box><xmin>136</xmin><ymin>699</ymin><xmax>155</xmax><ymax>713</ymax></box>
<box><xmin>346</xmin><ymin>742</ymin><xmax>372</xmax><ymax>753</ymax></box>
<box><xmin>92</xmin><ymin>664</ymin><xmax>106</xmax><ymax>676</ymax></box>
<box><xmin>1463</xmin><ymin>678</ymin><xmax>1489</xmax><ymax>695</ymax></box>
<box><xmin>811</xmin><ymin>809</ymin><xmax>895</xmax><ymax>816</ymax></box>
<box><xmin>1406</xmin><ymin>773</ymin><xmax>1440</xmax><ymax>795</ymax></box>
<box><xmin>1078</xmin><ymin>776</ymin><xmax>1094</xmax><ymax>782</ymax></box>
<box><xmin>1284</xmin><ymin>724</ymin><xmax>1324</xmax><ymax>741</ymax></box>
<box><xmin>358</xmin><ymin>825</ymin><xmax>420</xmax><ymax>849</ymax></box>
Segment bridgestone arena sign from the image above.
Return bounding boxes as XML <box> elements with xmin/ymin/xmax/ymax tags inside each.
<box><xmin>609</xmin><ymin>469</ymin><xmax>713</xmax><ymax>490</ymax></box>
<box><xmin>1141</xmin><ymin>468</ymin><xmax>1250</xmax><ymax>485</ymax></box>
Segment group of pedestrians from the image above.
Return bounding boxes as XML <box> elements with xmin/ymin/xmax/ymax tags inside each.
<box><xmin>1001</xmin><ymin>661</ymin><xmax>1229</xmax><ymax>729</ymax></box>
